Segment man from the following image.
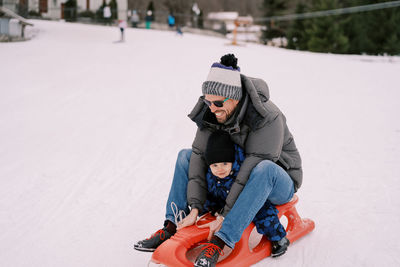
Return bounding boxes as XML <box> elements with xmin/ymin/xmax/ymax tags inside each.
<box><xmin>130</xmin><ymin>10</ymin><xmax>139</xmax><ymax>28</ymax></box>
<box><xmin>134</xmin><ymin>54</ymin><xmax>302</xmax><ymax>267</ymax></box>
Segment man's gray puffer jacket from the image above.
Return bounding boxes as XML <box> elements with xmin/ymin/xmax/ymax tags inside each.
<box><xmin>187</xmin><ymin>74</ymin><xmax>302</xmax><ymax>217</ymax></box>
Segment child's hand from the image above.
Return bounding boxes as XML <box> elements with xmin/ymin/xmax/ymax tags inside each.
<box><xmin>177</xmin><ymin>208</ymin><xmax>198</xmax><ymax>230</ymax></box>
<box><xmin>197</xmin><ymin>215</ymin><xmax>224</xmax><ymax>240</ymax></box>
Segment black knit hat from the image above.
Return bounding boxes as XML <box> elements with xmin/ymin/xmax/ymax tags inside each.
<box><xmin>205</xmin><ymin>131</ymin><xmax>235</xmax><ymax>166</ymax></box>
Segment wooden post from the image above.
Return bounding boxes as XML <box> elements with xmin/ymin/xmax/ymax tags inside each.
<box><xmin>39</xmin><ymin>0</ymin><xmax>48</xmax><ymax>13</ymax></box>
<box><xmin>232</xmin><ymin>19</ymin><xmax>239</xmax><ymax>45</ymax></box>
<box><xmin>61</xmin><ymin>3</ymin><xmax>65</xmax><ymax>19</ymax></box>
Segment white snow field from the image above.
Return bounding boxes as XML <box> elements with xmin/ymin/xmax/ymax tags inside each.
<box><xmin>1</xmin><ymin>20</ymin><xmax>400</xmax><ymax>267</ymax></box>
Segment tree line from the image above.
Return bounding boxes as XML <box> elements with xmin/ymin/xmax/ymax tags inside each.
<box><xmin>264</xmin><ymin>0</ymin><xmax>400</xmax><ymax>55</ymax></box>
<box><xmin>58</xmin><ymin>0</ymin><xmax>400</xmax><ymax>55</ymax></box>
<box><xmin>130</xmin><ymin>0</ymin><xmax>399</xmax><ymax>55</ymax></box>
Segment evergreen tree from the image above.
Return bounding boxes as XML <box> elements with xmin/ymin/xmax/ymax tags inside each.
<box><xmin>365</xmin><ymin>0</ymin><xmax>400</xmax><ymax>55</ymax></box>
<box><xmin>64</xmin><ymin>0</ymin><xmax>77</xmax><ymax>21</ymax></box>
<box><xmin>287</xmin><ymin>2</ymin><xmax>309</xmax><ymax>50</ymax></box>
<box><xmin>163</xmin><ymin>0</ymin><xmax>190</xmax><ymax>26</ymax></box>
<box><xmin>109</xmin><ymin>0</ymin><xmax>118</xmax><ymax>19</ymax></box>
<box><xmin>262</xmin><ymin>0</ymin><xmax>287</xmax><ymax>42</ymax></box>
<box><xmin>96</xmin><ymin>1</ymin><xmax>106</xmax><ymax>22</ymax></box>
<box><xmin>147</xmin><ymin>1</ymin><xmax>155</xmax><ymax>21</ymax></box>
<box><xmin>341</xmin><ymin>2</ymin><xmax>370</xmax><ymax>54</ymax></box>
<box><xmin>306</xmin><ymin>0</ymin><xmax>349</xmax><ymax>53</ymax></box>
<box><xmin>343</xmin><ymin>0</ymin><xmax>400</xmax><ymax>55</ymax></box>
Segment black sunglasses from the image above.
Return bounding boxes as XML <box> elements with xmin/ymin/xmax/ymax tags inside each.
<box><xmin>203</xmin><ymin>97</ymin><xmax>229</xmax><ymax>108</ymax></box>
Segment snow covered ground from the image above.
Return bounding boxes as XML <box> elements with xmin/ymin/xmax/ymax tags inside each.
<box><xmin>1</xmin><ymin>20</ymin><xmax>400</xmax><ymax>267</ymax></box>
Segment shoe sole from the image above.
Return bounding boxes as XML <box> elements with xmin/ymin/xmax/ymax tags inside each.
<box><xmin>271</xmin><ymin>249</ymin><xmax>287</xmax><ymax>258</ymax></box>
<box><xmin>133</xmin><ymin>246</ymin><xmax>156</xmax><ymax>252</ymax></box>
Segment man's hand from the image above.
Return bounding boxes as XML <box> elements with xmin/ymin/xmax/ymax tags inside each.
<box><xmin>197</xmin><ymin>215</ymin><xmax>224</xmax><ymax>240</ymax></box>
<box><xmin>177</xmin><ymin>208</ymin><xmax>199</xmax><ymax>230</ymax></box>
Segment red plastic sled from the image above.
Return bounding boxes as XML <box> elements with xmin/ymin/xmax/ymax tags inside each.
<box><xmin>151</xmin><ymin>195</ymin><xmax>315</xmax><ymax>267</ymax></box>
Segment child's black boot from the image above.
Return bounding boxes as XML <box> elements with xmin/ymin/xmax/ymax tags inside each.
<box><xmin>271</xmin><ymin>236</ymin><xmax>290</xmax><ymax>257</ymax></box>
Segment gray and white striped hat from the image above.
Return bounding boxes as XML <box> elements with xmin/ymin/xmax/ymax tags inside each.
<box><xmin>202</xmin><ymin>63</ymin><xmax>242</xmax><ymax>101</ymax></box>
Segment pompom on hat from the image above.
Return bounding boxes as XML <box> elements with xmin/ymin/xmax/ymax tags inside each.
<box><xmin>202</xmin><ymin>54</ymin><xmax>242</xmax><ymax>101</ymax></box>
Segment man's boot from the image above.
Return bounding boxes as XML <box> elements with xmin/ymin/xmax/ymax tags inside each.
<box><xmin>194</xmin><ymin>237</ymin><xmax>225</xmax><ymax>267</ymax></box>
<box><xmin>134</xmin><ymin>221</ymin><xmax>176</xmax><ymax>252</ymax></box>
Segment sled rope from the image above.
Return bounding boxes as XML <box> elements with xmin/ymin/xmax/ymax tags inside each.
<box><xmin>171</xmin><ymin>202</ymin><xmax>186</xmax><ymax>226</ymax></box>
<box><xmin>195</xmin><ymin>212</ymin><xmax>212</xmax><ymax>228</ymax></box>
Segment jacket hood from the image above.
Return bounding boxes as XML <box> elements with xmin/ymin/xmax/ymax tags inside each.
<box><xmin>240</xmin><ymin>74</ymin><xmax>271</xmax><ymax>118</ymax></box>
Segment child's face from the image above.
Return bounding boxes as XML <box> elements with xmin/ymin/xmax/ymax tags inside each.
<box><xmin>210</xmin><ymin>162</ymin><xmax>233</xmax><ymax>179</ymax></box>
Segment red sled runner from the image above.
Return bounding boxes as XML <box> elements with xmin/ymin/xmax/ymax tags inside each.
<box><xmin>151</xmin><ymin>195</ymin><xmax>315</xmax><ymax>267</ymax></box>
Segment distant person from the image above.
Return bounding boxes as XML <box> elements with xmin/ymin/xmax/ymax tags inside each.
<box><xmin>145</xmin><ymin>10</ymin><xmax>153</xmax><ymax>29</ymax></box>
<box><xmin>103</xmin><ymin>5</ymin><xmax>112</xmax><ymax>25</ymax></box>
<box><xmin>176</xmin><ymin>25</ymin><xmax>183</xmax><ymax>36</ymax></box>
<box><xmin>167</xmin><ymin>13</ymin><xmax>175</xmax><ymax>29</ymax></box>
<box><xmin>118</xmin><ymin>19</ymin><xmax>127</xmax><ymax>42</ymax></box>
<box><xmin>130</xmin><ymin>10</ymin><xmax>139</xmax><ymax>28</ymax></box>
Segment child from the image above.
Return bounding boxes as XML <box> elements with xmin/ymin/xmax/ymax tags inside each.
<box><xmin>134</xmin><ymin>131</ymin><xmax>290</xmax><ymax>263</ymax></box>
<box><xmin>118</xmin><ymin>19</ymin><xmax>127</xmax><ymax>42</ymax></box>
<box><xmin>194</xmin><ymin>130</ymin><xmax>289</xmax><ymax>266</ymax></box>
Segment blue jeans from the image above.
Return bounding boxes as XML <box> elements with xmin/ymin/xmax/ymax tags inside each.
<box><xmin>165</xmin><ymin>149</ymin><xmax>295</xmax><ymax>248</ymax></box>
<box><xmin>165</xmin><ymin>149</ymin><xmax>192</xmax><ymax>224</ymax></box>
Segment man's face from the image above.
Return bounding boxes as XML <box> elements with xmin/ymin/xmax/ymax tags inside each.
<box><xmin>204</xmin><ymin>94</ymin><xmax>239</xmax><ymax>123</ymax></box>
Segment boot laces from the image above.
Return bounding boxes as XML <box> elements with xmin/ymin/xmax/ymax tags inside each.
<box><xmin>147</xmin><ymin>229</ymin><xmax>165</xmax><ymax>240</ymax></box>
<box><xmin>198</xmin><ymin>242</ymin><xmax>224</xmax><ymax>258</ymax></box>
<box><xmin>171</xmin><ymin>202</ymin><xmax>186</xmax><ymax>225</ymax></box>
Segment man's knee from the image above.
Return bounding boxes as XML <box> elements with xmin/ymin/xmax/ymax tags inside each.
<box><xmin>177</xmin><ymin>149</ymin><xmax>192</xmax><ymax>166</ymax></box>
<box><xmin>252</xmin><ymin>160</ymin><xmax>294</xmax><ymax>205</ymax></box>
<box><xmin>252</xmin><ymin>160</ymin><xmax>278</xmax><ymax>179</ymax></box>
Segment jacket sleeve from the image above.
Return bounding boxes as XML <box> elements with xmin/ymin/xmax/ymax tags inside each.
<box><xmin>187</xmin><ymin>129</ymin><xmax>210</xmax><ymax>212</ymax></box>
<box><xmin>221</xmin><ymin>115</ymin><xmax>285</xmax><ymax>217</ymax></box>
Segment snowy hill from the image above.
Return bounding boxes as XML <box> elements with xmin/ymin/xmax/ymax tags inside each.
<box><xmin>1</xmin><ymin>20</ymin><xmax>400</xmax><ymax>267</ymax></box>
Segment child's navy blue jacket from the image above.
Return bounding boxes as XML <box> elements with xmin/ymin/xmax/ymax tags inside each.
<box><xmin>203</xmin><ymin>144</ymin><xmax>286</xmax><ymax>241</ymax></box>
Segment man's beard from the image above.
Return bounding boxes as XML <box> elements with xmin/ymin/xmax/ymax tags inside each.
<box><xmin>215</xmin><ymin>109</ymin><xmax>234</xmax><ymax>123</ymax></box>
